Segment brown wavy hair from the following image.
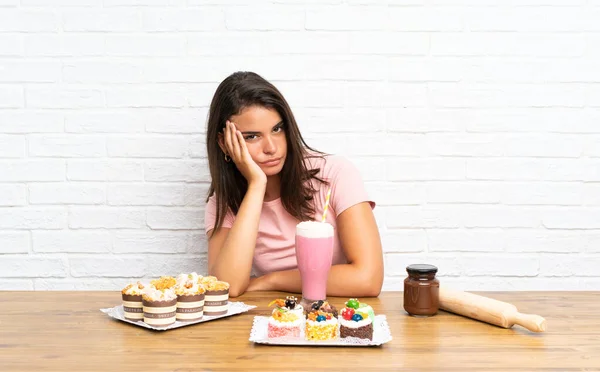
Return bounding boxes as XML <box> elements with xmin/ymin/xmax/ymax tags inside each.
<box><xmin>206</xmin><ymin>71</ymin><xmax>327</xmax><ymax>234</ymax></box>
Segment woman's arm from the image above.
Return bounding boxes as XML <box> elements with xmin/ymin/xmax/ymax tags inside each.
<box><xmin>207</xmin><ymin>182</ymin><xmax>265</xmax><ymax>297</ymax></box>
<box><xmin>207</xmin><ymin>121</ymin><xmax>267</xmax><ymax>297</ymax></box>
<box><xmin>247</xmin><ymin>202</ymin><xmax>384</xmax><ymax>297</ymax></box>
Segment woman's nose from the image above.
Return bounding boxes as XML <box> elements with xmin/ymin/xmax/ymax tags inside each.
<box><xmin>263</xmin><ymin>135</ymin><xmax>276</xmax><ymax>154</ymax></box>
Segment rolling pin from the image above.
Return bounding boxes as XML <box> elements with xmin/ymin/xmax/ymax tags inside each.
<box><xmin>439</xmin><ymin>287</ymin><xmax>547</xmax><ymax>333</ymax></box>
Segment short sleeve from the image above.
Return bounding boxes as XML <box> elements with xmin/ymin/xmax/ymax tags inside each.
<box><xmin>327</xmin><ymin>156</ymin><xmax>375</xmax><ymax>216</ymax></box>
<box><xmin>204</xmin><ymin>195</ymin><xmax>235</xmax><ymax>235</ymax></box>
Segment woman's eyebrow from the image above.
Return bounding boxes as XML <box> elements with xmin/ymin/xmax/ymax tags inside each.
<box><xmin>240</xmin><ymin>121</ymin><xmax>284</xmax><ymax>135</ymax></box>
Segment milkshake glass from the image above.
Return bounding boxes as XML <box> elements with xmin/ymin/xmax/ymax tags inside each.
<box><xmin>295</xmin><ymin>221</ymin><xmax>334</xmax><ymax>305</ymax></box>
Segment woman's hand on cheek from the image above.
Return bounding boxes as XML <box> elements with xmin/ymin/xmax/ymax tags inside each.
<box><xmin>225</xmin><ymin>120</ymin><xmax>267</xmax><ymax>187</ymax></box>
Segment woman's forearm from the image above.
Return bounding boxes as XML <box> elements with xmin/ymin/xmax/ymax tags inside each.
<box><xmin>256</xmin><ymin>264</ymin><xmax>383</xmax><ymax>298</ymax></box>
<box><xmin>209</xmin><ymin>182</ymin><xmax>265</xmax><ymax>296</ymax></box>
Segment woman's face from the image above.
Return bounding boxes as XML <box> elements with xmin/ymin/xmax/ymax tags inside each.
<box><xmin>228</xmin><ymin>105</ymin><xmax>288</xmax><ymax>177</ymax></box>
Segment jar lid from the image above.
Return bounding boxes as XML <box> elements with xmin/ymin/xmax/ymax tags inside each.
<box><xmin>406</xmin><ymin>264</ymin><xmax>438</xmax><ymax>275</ymax></box>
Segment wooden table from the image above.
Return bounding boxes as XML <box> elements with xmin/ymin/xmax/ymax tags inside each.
<box><xmin>0</xmin><ymin>291</ymin><xmax>598</xmax><ymax>371</ymax></box>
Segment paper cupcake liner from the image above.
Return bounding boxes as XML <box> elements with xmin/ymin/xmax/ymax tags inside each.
<box><xmin>176</xmin><ymin>294</ymin><xmax>204</xmax><ymax>321</ymax></box>
<box><xmin>143</xmin><ymin>298</ymin><xmax>177</xmax><ymax>327</ymax></box>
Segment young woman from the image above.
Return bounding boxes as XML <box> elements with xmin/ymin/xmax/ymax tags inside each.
<box><xmin>204</xmin><ymin>71</ymin><xmax>383</xmax><ymax>298</ymax></box>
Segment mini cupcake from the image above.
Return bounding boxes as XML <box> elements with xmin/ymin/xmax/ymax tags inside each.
<box><xmin>203</xmin><ymin>280</ymin><xmax>230</xmax><ymax>316</ymax></box>
<box><xmin>339</xmin><ymin>299</ymin><xmax>373</xmax><ymax>340</ymax></box>
<box><xmin>121</xmin><ymin>281</ymin><xmax>145</xmax><ymax>321</ymax></box>
<box><xmin>174</xmin><ymin>274</ymin><xmax>206</xmax><ymax>322</ymax></box>
<box><xmin>306</xmin><ymin>309</ymin><xmax>338</xmax><ymax>341</ymax></box>
<box><xmin>142</xmin><ymin>287</ymin><xmax>177</xmax><ymax>327</ymax></box>
<box><xmin>267</xmin><ymin>298</ymin><xmax>303</xmax><ymax>339</ymax></box>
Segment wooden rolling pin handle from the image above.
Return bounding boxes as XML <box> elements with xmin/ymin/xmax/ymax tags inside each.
<box><xmin>514</xmin><ymin>312</ymin><xmax>547</xmax><ymax>333</ymax></box>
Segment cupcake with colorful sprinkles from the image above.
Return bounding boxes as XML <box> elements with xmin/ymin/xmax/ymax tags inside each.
<box><xmin>305</xmin><ymin>307</ymin><xmax>338</xmax><ymax>341</ymax></box>
<box><xmin>339</xmin><ymin>298</ymin><xmax>373</xmax><ymax>340</ymax></box>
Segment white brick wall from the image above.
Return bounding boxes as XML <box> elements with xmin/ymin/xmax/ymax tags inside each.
<box><xmin>1</xmin><ymin>0</ymin><xmax>599</xmax><ymax>291</ymax></box>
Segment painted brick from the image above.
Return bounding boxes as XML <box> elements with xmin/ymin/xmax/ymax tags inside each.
<box><xmin>0</xmin><ymin>256</ymin><xmax>67</xmax><ymax>278</ymax></box>
<box><xmin>29</xmin><ymin>183</ymin><xmax>105</xmax><ymax>205</ymax></box>
<box><xmin>0</xmin><ymin>232</ymin><xmax>30</xmax><ymax>253</ymax></box>
<box><xmin>108</xmin><ymin>184</ymin><xmax>186</xmax><ymax>206</ymax></box>
<box><xmin>0</xmin><ymin>208</ymin><xmax>66</xmax><ymax>229</ymax></box>
<box><xmin>113</xmin><ymin>231</ymin><xmax>188</xmax><ymax>254</ymax></box>
<box><xmin>144</xmin><ymin>160</ymin><xmax>209</xmax><ymax>182</ymax></box>
<box><xmin>67</xmin><ymin>160</ymin><xmax>144</xmax><ymax>182</ymax></box>
<box><xmin>146</xmin><ymin>208</ymin><xmax>203</xmax><ymax>230</ymax></box>
<box><xmin>29</xmin><ymin>135</ymin><xmax>106</xmax><ymax>157</ymax></box>
<box><xmin>69</xmin><ymin>207</ymin><xmax>145</xmax><ymax>229</ymax></box>
<box><xmin>0</xmin><ymin>184</ymin><xmax>26</xmax><ymax>206</ymax></box>
<box><xmin>32</xmin><ymin>231</ymin><xmax>111</xmax><ymax>253</ymax></box>
<box><xmin>70</xmin><ymin>256</ymin><xmax>145</xmax><ymax>277</ymax></box>
<box><xmin>107</xmin><ymin>136</ymin><xmax>188</xmax><ymax>158</ymax></box>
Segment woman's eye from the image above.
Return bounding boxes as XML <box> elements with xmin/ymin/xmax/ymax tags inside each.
<box><xmin>273</xmin><ymin>126</ymin><xmax>283</xmax><ymax>133</ymax></box>
<box><xmin>244</xmin><ymin>135</ymin><xmax>257</xmax><ymax>140</ymax></box>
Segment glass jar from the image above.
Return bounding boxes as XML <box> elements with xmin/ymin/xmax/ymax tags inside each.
<box><xmin>403</xmin><ymin>264</ymin><xmax>440</xmax><ymax>317</ymax></box>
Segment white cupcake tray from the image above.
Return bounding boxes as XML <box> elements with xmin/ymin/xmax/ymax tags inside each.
<box><xmin>101</xmin><ymin>301</ymin><xmax>256</xmax><ymax>331</ymax></box>
<box><xmin>249</xmin><ymin>315</ymin><xmax>392</xmax><ymax>346</ymax></box>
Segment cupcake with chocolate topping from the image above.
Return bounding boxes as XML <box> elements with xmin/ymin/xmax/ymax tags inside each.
<box><xmin>338</xmin><ymin>298</ymin><xmax>373</xmax><ymax>340</ymax></box>
<box><xmin>203</xmin><ymin>280</ymin><xmax>230</xmax><ymax>316</ymax></box>
<box><xmin>142</xmin><ymin>287</ymin><xmax>177</xmax><ymax>327</ymax></box>
<box><xmin>174</xmin><ymin>273</ymin><xmax>206</xmax><ymax>322</ymax></box>
<box><xmin>121</xmin><ymin>281</ymin><xmax>145</xmax><ymax>321</ymax></box>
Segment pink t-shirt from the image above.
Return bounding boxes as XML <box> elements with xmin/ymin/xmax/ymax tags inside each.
<box><xmin>204</xmin><ymin>155</ymin><xmax>375</xmax><ymax>277</ymax></box>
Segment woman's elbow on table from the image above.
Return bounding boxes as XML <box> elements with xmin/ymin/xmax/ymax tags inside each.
<box><xmin>357</xmin><ymin>268</ymin><xmax>384</xmax><ymax>298</ymax></box>
<box><xmin>360</xmin><ymin>279</ymin><xmax>383</xmax><ymax>298</ymax></box>
<box><xmin>228</xmin><ymin>285</ymin><xmax>247</xmax><ymax>298</ymax></box>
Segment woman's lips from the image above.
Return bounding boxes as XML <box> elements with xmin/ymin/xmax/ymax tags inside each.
<box><xmin>261</xmin><ymin>158</ymin><xmax>281</xmax><ymax>167</ymax></box>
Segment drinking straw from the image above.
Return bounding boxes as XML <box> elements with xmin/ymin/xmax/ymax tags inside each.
<box><xmin>321</xmin><ymin>187</ymin><xmax>332</xmax><ymax>222</ymax></box>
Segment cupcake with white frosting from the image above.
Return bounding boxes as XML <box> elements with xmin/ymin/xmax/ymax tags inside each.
<box><xmin>142</xmin><ymin>286</ymin><xmax>177</xmax><ymax>327</ymax></box>
<box><xmin>203</xmin><ymin>280</ymin><xmax>230</xmax><ymax>316</ymax></box>
<box><xmin>174</xmin><ymin>273</ymin><xmax>206</xmax><ymax>322</ymax></box>
<box><xmin>121</xmin><ymin>281</ymin><xmax>146</xmax><ymax>321</ymax></box>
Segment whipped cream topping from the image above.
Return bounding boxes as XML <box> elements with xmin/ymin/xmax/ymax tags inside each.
<box><xmin>338</xmin><ymin>316</ymin><xmax>372</xmax><ymax>329</ymax></box>
<box><xmin>175</xmin><ymin>278</ymin><xmax>206</xmax><ymax>296</ymax></box>
<box><xmin>122</xmin><ymin>281</ymin><xmax>146</xmax><ymax>295</ymax></box>
<box><xmin>143</xmin><ymin>287</ymin><xmax>177</xmax><ymax>302</ymax></box>
<box><xmin>176</xmin><ymin>272</ymin><xmax>202</xmax><ymax>286</ymax></box>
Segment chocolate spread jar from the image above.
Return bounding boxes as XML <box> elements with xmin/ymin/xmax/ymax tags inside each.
<box><xmin>403</xmin><ymin>264</ymin><xmax>439</xmax><ymax>317</ymax></box>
